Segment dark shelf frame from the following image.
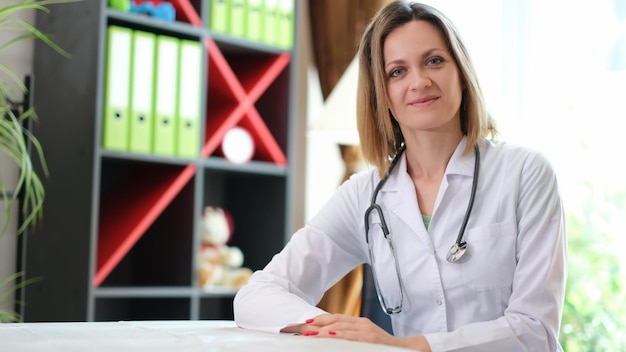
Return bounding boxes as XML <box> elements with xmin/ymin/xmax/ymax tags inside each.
<box><xmin>19</xmin><ymin>0</ymin><xmax>299</xmax><ymax>322</ymax></box>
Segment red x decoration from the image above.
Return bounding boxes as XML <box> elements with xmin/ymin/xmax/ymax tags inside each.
<box><xmin>177</xmin><ymin>0</ymin><xmax>290</xmax><ymax>165</ymax></box>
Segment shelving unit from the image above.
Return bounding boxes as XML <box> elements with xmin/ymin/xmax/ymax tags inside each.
<box><xmin>20</xmin><ymin>0</ymin><xmax>299</xmax><ymax>322</ymax></box>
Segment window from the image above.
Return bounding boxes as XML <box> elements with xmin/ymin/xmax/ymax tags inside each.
<box><xmin>426</xmin><ymin>0</ymin><xmax>626</xmax><ymax>349</ymax></box>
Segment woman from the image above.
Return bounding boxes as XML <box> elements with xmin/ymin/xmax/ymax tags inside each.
<box><xmin>234</xmin><ymin>2</ymin><xmax>567</xmax><ymax>351</ymax></box>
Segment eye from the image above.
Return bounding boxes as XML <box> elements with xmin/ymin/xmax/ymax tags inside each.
<box><xmin>388</xmin><ymin>67</ymin><xmax>405</xmax><ymax>78</ymax></box>
<box><xmin>426</xmin><ymin>57</ymin><xmax>444</xmax><ymax>66</ymax></box>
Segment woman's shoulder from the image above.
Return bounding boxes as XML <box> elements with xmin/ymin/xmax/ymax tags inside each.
<box><xmin>483</xmin><ymin>138</ymin><xmax>553</xmax><ymax>164</ymax></box>
<box><xmin>481</xmin><ymin>138</ymin><xmax>557</xmax><ymax>177</ymax></box>
<box><xmin>307</xmin><ymin>166</ymin><xmax>380</xmax><ymax>229</ymax></box>
<box><xmin>340</xmin><ymin>165</ymin><xmax>380</xmax><ymax>191</ymax></box>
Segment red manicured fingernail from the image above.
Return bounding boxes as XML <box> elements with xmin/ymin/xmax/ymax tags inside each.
<box><xmin>305</xmin><ymin>318</ymin><xmax>314</xmax><ymax>324</ymax></box>
<box><xmin>303</xmin><ymin>331</ymin><xmax>319</xmax><ymax>336</ymax></box>
<box><xmin>328</xmin><ymin>331</ymin><xmax>337</xmax><ymax>335</ymax></box>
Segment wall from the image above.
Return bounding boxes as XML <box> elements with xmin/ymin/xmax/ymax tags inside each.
<box><xmin>0</xmin><ymin>2</ymin><xmax>35</xmax><ymax>313</ymax></box>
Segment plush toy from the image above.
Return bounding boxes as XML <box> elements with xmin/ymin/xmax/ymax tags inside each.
<box><xmin>130</xmin><ymin>0</ymin><xmax>176</xmax><ymax>22</ymax></box>
<box><xmin>108</xmin><ymin>0</ymin><xmax>176</xmax><ymax>21</ymax></box>
<box><xmin>198</xmin><ymin>206</ymin><xmax>252</xmax><ymax>289</ymax></box>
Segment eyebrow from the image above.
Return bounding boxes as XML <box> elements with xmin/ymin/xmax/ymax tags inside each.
<box><xmin>384</xmin><ymin>48</ymin><xmax>448</xmax><ymax>70</ymax></box>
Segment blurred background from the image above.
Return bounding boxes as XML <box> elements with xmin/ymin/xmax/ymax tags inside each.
<box><xmin>306</xmin><ymin>1</ymin><xmax>626</xmax><ymax>350</ymax></box>
<box><xmin>0</xmin><ymin>0</ymin><xmax>624</xmax><ymax>350</ymax></box>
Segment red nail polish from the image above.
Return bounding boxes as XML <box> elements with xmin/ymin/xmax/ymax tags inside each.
<box><xmin>303</xmin><ymin>331</ymin><xmax>319</xmax><ymax>336</ymax></box>
<box><xmin>328</xmin><ymin>331</ymin><xmax>337</xmax><ymax>335</ymax></box>
<box><xmin>305</xmin><ymin>318</ymin><xmax>314</xmax><ymax>324</ymax></box>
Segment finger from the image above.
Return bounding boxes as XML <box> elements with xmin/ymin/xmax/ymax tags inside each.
<box><xmin>321</xmin><ymin>328</ymin><xmax>383</xmax><ymax>345</ymax></box>
<box><xmin>308</xmin><ymin>313</ymin><xmax>359</xmax><ymax>326</ymax></box>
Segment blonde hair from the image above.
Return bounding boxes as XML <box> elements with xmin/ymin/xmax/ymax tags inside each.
<box><xmin>356</xmin><ymin>1</ymin><xmax>497</xmax><ymax>176</ymax></box>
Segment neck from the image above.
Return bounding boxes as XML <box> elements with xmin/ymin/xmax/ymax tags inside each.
<box><xmin>404</xmin><ymin>133</ymin><xmax>463</xmax><ymax>181</ymax></box>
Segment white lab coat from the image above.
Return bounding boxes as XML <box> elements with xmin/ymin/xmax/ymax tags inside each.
<box><xmin>234</xmin><ymin>137</ymin><xmax>567</xmax><ymax>351</ymax></box>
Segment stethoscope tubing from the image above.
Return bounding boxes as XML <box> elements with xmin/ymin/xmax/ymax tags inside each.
<box><xmin>454</xmin><ymin>145</ymin><xmax>480</xmax><ymax>247</ymax></box>
<box><xmin>365</xmin><ymin>143</ymin><xmax>480</xmax><ymax>261</ymax></box>
<box><xmin>364</xmin><ymin>143</ymin><xmax>480</xmax><ymax>314</ymax></box>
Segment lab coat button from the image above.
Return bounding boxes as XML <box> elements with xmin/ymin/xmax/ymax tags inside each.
<box><xmin>436</xmin><ymin>299</ymin><xmax>443</xmax><ymax>305</ymax></box>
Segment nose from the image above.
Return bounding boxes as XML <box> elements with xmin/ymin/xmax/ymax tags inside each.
<box><xmin>409</xmin><ymin>69</ymin><xmax>431</xmax><ymax>91</ymax></box>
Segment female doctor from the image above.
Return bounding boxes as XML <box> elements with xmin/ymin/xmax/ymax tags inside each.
<box><xmin>234</xmin><ymin>1</ymin><xmax>567</xmax><ymax>351</ymax></box>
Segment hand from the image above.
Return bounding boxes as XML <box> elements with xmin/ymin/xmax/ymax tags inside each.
<box><xmin>293</xmin><ymin>313</ymin><xmax>431</xmax><ymax>351</ymax></box>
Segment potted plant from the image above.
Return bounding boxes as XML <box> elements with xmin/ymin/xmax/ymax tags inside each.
<box><xmin>0</xmin><ymin>0</ymin><xmax>74</xmax><ymax>323</ymax></box>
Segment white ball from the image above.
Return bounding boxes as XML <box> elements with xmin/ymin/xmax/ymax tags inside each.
<box><xmin>222</xmin><ymin>127</ymin><xmax>255</xmax><ymax>164</ymax></box>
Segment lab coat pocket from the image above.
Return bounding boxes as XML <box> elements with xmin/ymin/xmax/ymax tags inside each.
<box><xmin>460</xmin><ymin>220</ymin><xmax>517</xmax><ymax>291</ymax></box>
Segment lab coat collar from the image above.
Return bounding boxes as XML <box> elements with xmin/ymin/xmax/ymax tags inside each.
<box><xmin>443</xmin><ymin>136</ymin><xmax>476</xmax><ymax>177</ymax></box>
<box><xmin>377</xmin><ymin>136</ymin><xmax>477</xmax><ymax>241</ymax></box>
<box><xmin>383</xmin><ymin>136</ymin><xmax>475</xmax><ymax>192</ymax></box>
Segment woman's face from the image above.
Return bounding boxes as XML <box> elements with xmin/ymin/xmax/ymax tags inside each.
<box><xmin>383</xmin><ymin>20</ymin><xmax>463</xmax><ymax>136</ymax></box>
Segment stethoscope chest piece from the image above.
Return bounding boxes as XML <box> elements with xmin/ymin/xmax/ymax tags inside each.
<box><xmin>446</xmin><ymin>242</ymin><xmax>467</xmax><ymax>263</ymax></box>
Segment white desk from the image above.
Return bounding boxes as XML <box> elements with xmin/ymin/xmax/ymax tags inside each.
<box><xmin>0</xmin><ymin>320</ymin><xmax>412</xmax><ymax>351</ymax></box>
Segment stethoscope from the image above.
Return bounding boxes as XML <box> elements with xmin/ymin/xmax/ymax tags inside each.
<box><xmin>364</xmin><ymin>144</ymin><xmax>480</xmax><ymax>314</ymax></box>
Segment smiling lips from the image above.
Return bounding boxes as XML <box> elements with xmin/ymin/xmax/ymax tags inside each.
<box><xmin>410</xmin><ymin>96</ymin><xmax>439</xmax><ymax>107</ymax></box>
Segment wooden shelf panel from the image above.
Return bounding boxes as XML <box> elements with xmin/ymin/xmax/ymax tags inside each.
<box><xmin>201</xmin><ymin>157</ymin><xmax>287</xmax><ymax>176</ymax></box>
<box><xmin>95</xmin><ymin>297</ymin><xmax>191</xmax><ymax>321</ymax></box>
<box><xmin>204</xmin><ymin>38</ymin><xmax>290</xmax><ymax>164</ymax></box>
<box><xmin>201</xmin><ymin>171</ymin><xmax>287</xmax><ymax>270</ymax></box>
<box><xmin>199</xmin><ymin>296</ymin><xmax>235</xmax><ymax>320</ymax></box>
<box><xmin>107</xmin><ymin>13</ymin><xmax>199</xmax><ymax>38</ymax></box>
<box><xmin>203</xmin><ymin>104</ymin><xmax>247</xmax><ymax>158</ymax></box>
<box><xmin>100</xmin><ymin>177</ymin><xmax>195</xmax><ymax>288</ymax></box>
<box><xmin>206</xmin><ymin>38</ymin><xmax>248</xmax><ymax>100</ymax></box>
<box><xmin>224</xmin><ymin>52</ymin><xmax>291</xmax><ymax>99</ymax></box>
<box><xmin>172</xmin><ymin>0</ymin><xmax>202</xmax><ymax>27</ymax></box>
<box><xmin>95</xmin><ymin>163</ymin><xmax>196</xmax><ymax>287</ymax></box>
<box><xmin>237</xmin><ymin>110</ymin><xmax>286</xmax><ymax>165</ymax></box>
<box><xmin>95</xmin><ymin>286</ymin><xmax>194</xmax><ymax>298</ymax></box>
<box><xmin>94</xmin><ymin>286</ymin><xmax>237</xmax><ymax>298</ymax></box>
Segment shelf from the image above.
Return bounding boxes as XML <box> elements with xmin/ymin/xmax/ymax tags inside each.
<box><xmin>97</xmin><ymin>0</ymin><xmax>291</xmax><ymax>287</ymax></box>
<box><xmin>95</xmin><ymin>163</ymin><xmax>196</xmax><ymax>287</ymax></box>
<box><xmin>203</xmin><ymin>38</ymin><xmax>290</xmax><ymax>164</ymax></box>
<box><xmin>198</xmin><ymin>286</ymin><xmax>239</xmax><ymax>298</ymax></box>
<box><xmin>24</xmin><ymin>0</ymin><xmax>297</xmax><ymax>322</ymax></box>
<box><xmin>99</xmin><ymin>150</ymin><xmax>197</xmax><ymax>165</ymax></box>
<box><xmin>107</xmin><ymin>0</ymin><xmax>202</xmax><ymax>30</ymax></box>
<box><xmin>106</xmin><ymin>8</ymin><xmax>203</xmax><ymax>39</ymax></box>
<box><xmin>95</xmin><ymin>297</ymin><xmax>192</xmax><ymax>321</ymax></box>
<box><xmin>95</xmin><ymin>286</ymin><xmax>194</xmax><ymax>298</ymax></box>
<box><xmin>211</xmin><ymin>32</ymin><xmax>290</xmax><ymax>54</ymax></box>
<box><xmin>173</xmin><ymin>0</ymin><xmax>202</xmax><ymax>27</ymax></box>
<box><xmin>99</xmin><ymin>150</ymin><xmax>288</xmax><ymax>175</ymax></box>
<box><xmin>94</xmin><ymin>286</ymin><xmax>239</xmax><ymax>298</ymax></box>
<box><xmin>201</xmin><ymin>157</ymin><xmax>287</xmax><ymax>176</ymax></box>
<box><xmin>201</xmin><ymin>172</ymin><xmax>287</xmax><ymax>271</ymax></box>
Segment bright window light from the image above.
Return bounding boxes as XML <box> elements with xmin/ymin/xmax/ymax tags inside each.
<box><xmin>425</xmin><ymin>0</ymin><xmax>626</xmax><ymax>349</ymax></box>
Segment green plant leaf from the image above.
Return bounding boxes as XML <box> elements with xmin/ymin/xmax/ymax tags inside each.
<box><xmin>0</xmin><ymin>271</ymin><xmax>42</xmax><ymax>323</ymax></box>
<box><xmin>0</xmin><ymin>0</ymin><xmax>75</xmax><ymax>238</ymax></box>
<box><xmin>0</xmin><ymin>0</ymin><xmax>82</xmax><ymax>325</ymax></box>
